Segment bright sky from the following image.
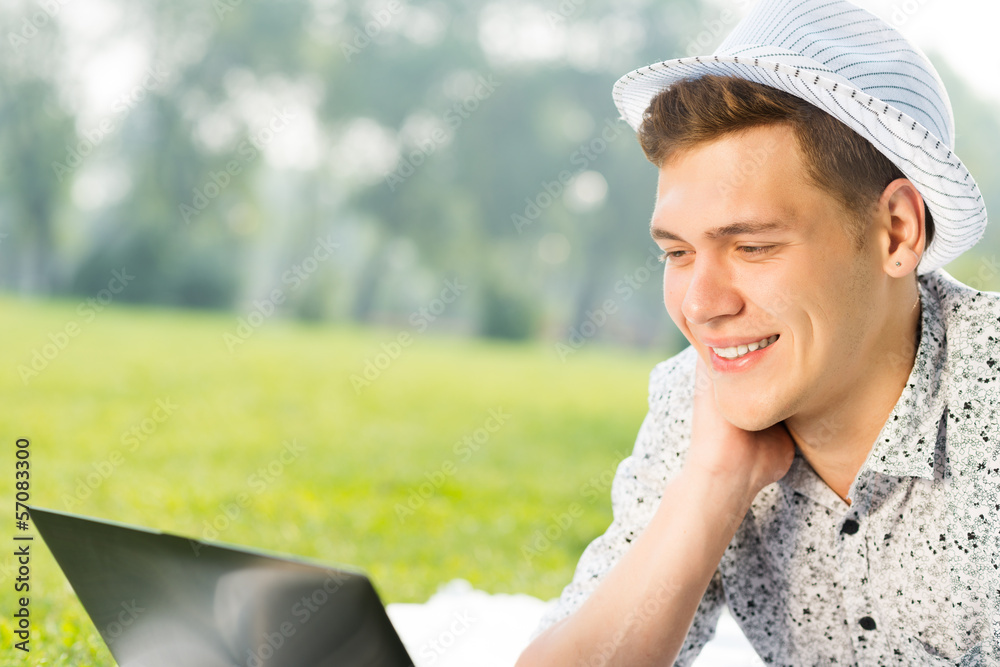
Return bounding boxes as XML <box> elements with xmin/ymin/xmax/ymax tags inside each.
<box><xmin>863</xmin><ymin>0</ymin><xmax>1000</xmax><ymax>106</ymax></box>
<box><xmin>703</xmin><ymin>0</ymin><xmax>1000</xmax><ymax>106</ymax></box>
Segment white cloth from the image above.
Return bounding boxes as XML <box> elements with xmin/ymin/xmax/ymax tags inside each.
<box><xmin>386</xmin><ymin>579</ymin><xmax>761</xmax><ymax>666</ymax></box>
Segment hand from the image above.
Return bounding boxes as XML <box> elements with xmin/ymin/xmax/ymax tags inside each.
<box><xmin>685</xmin><ymin>354</ymin><xmax>796</xmax><ymax>501</ymax></box>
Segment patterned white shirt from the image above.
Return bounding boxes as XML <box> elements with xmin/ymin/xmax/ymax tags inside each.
<box><xmin>535</xmin><ymin>268</ymin><xmax>1000</xmax><ymax>665</ymax></box>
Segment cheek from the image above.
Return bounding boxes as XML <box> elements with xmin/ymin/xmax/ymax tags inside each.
<box><xmin>747</xmin><ymin>270</ymin><xmax>803</xmax><ymax>323</ymax></box>
<box><xmin>757</xmin><ymin>285</ymin><xmax>796</xmax><ymax>322</ymax></box>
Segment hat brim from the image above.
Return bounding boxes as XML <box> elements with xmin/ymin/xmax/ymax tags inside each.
<box><xmin>613</xmin><ymin>55</ymin><xmax>987</xmax><ymax>275</ymax></box>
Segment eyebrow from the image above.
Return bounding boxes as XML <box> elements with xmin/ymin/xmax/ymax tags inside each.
<box><xmin>650</xmin><ymin>220</ymin><xmax>793</xmax><ymax>242</ymax></box>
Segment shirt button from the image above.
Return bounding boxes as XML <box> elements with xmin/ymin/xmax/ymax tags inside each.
<box><xmin>859</xmin><ymin>616</ymin><xmax>877</xmax><ymax>631</ymax></box>
<box><xmin>841</xmin><ymin>519</ymin><xmax>860</xmax><ymax>535</ymax></box>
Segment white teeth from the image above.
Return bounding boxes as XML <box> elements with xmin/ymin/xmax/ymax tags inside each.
<box><xmin>712</xmin><ymin>335</ymin><xmax>779</xmax><ymax>359</ymax></box>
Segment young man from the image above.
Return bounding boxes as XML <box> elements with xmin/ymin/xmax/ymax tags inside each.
<box><xmin>518</xmin><ymin>0</ymin><xmax>998</xmax><ymax>665</ymax></box>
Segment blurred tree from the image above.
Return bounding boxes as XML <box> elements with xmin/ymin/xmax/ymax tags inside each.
<box><xmin>0</xmin><ymin>6</ymin><xmax>76</xmax><ymax>293</ymax></box>
<box><xmin>0</xmin><ymin>0</ymin><xmax>996</xmax><ymax>349</ymax></box>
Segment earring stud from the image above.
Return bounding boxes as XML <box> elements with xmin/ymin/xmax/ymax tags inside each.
<box><xmin>895</xmin><ymin>261</ymin><xmax>901</xmax><ymax>266</ymax></box>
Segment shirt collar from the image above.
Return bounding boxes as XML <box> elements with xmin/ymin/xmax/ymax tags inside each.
<box><xmin>780</xmin><ymin>451</ymin><xmax>850</xmax><ymax>513</ymax></box>
<box><xmin>859</xmin><ymin>273</ymin><xmax>949</xmax><ymax>481</ymax></box>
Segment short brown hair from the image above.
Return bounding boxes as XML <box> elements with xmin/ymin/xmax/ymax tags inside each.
<box><xmin>638</xmin><ymin>75</ymin><xmax>934</xmax><ymax>250</ymax></box>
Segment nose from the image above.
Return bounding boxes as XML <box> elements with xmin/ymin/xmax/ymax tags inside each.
<box><xmin>680</xmin><ymin>255</ymin><xmax>744</xmax><ymax>325</ymax></box>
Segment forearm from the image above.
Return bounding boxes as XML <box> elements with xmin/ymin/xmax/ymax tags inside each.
<box><xmin>517</xmin><ymin>468</ymin><xmax>753</xmax><ymax>666</ymax></box>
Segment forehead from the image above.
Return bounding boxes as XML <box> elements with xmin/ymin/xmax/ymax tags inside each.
<box><xmin>650</xmin><ymin>124</ymin><xmax>826</xmax><ymax>238</ymax></box>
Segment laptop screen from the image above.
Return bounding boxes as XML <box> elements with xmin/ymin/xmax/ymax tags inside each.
<box><xmin>29</xmin><ymin>506</ymin><xmax>414</xmax><ymax>667</ymax></box>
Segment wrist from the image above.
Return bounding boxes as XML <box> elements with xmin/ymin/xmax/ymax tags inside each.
<box><xmin>674</xmin><ymin>465</ymin><xmax>757</xmax><ymax>532</ymax></box>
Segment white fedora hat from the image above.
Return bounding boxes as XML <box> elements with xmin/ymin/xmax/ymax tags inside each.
<box><xmin>613</xmin><ymin>0</ymin><xmax>986</xmax><ymax>275</ymax></box>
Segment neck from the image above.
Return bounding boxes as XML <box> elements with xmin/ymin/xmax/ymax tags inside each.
<box><xmin>785</xmin><ymin>280</ymin><xmax>922</xmax><ymax>505</ymax></box>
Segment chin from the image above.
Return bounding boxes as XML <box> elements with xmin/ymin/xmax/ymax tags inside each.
<box><xmin>717</xmin><ymin>396</ymin><xmax>782</xmax><ymax>432</ymax></box>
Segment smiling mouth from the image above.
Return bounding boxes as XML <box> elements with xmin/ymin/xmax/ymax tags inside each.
<box><xmin>711</xmin><ymin>334</ymin><xmax>779</xmax><ymax>360</ymax></box>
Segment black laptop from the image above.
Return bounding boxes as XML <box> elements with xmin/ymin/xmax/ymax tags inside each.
<box><xmin>28</xmin><ymin>506</ymin><xmax>414</xmax><ymax>667</ymax></box>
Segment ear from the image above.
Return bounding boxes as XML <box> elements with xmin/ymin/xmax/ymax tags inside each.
<box><xmin>878</xmin><ymin>178</ymin><xmax>926</xmax><ymax>276</ymax></box>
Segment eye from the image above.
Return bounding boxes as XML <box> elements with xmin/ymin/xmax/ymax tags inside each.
<box><xmin>658</xmin><ymin>250</ymin><xmax>689</xmax><ymax>263</ymax></box>
<box><xmin>738</xmin><ymin>245</ymin><xmax>774</xmax><ymax>256</ymax></box>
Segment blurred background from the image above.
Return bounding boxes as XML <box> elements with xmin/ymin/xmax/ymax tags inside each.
<box><xmin>4</xmin><ymin>0</ymin><xmax>996</xmax><ymax>335</ymax></box>
<box><xmin>1</xmin><ymin>0</ymin><xmax>998</xmax><ymax>663</ymax></box>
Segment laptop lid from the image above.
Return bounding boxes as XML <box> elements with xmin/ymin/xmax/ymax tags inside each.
<box><xmin>28</xmin><ymin>506</ymin><xmax>414</xmax><ymax>667</ymax></box>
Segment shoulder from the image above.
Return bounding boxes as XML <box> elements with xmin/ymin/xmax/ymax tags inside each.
<box><xmin>924</xmin><ymin>269</ymin><xmax>1000</xmax><ymax>473</ymax></box>
<box><xmin>629</xmin><ymin>345</ymin><xmax>698</xmax><ymax>478</ymax></box>
<box><xmin>647</xmin><ymin>344</ymin><xmax>698</xmax><ymax>416</ymax></box>
<box><xmin>924</xmin><ymin>269</ymin><xmax>1000</xmax><ymax>392</ymax></box>
<box><xmin>923</xmin><ymin>268</ymin><xmax>1000</xmax><ymax>350</ymax></box>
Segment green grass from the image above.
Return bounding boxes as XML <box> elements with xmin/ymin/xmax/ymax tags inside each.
<box><xmin>0</xmin><ymin>294</ymin><xmax>673</xmax><ymax>665</ymax></box>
